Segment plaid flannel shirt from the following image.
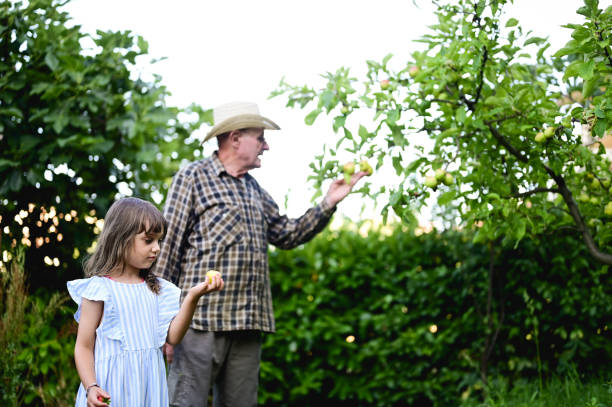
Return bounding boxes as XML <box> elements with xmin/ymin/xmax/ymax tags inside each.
<box><xmin>155</xmin><ymin>153</ymin><xmax>336</xmax><ymax>332</ymax></box>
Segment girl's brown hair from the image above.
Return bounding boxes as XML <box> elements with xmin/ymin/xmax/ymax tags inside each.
<box><xmin>83</xmin><ymin>197</ymin><xmax>166</xmax><ymax>294</ymax></box>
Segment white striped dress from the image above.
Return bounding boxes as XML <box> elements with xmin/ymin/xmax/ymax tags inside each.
<box><xmin>67</xmin><ymin>276</ymin><xmax>180</xmax><ymax>406</ymax></box>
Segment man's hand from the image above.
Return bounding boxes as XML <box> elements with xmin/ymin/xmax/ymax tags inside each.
<box><xmin>323</xmin><ymin>171</ymin><xmax>367</xmax><ymax>208</ymax></box>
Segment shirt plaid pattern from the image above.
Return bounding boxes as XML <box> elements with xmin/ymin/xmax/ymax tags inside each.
<box><xmin>155</xmin><ymin>153</ymin><xmax>336</xmax><ymax>332</ymax></box>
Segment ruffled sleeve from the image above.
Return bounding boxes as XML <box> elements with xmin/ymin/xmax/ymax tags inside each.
<box><xmin>157</xmin><ymin>278</ymin><xmax>181</xmax><ymax>346</ymax></box>
<box><xmin>66</xmin><ymin>276</ymin><xmax>109</xmax><ymax>323</ymax></box>
<box><xmin>67</xmin><ymin>276</ymin><xmax>123</xmax><ymax>343</ymax></box>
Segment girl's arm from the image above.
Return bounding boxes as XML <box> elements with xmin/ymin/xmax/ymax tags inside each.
<box><xmin>166</xmin><ymin>275</ymin><xmax>224</xmax><ymax>345</ymax></box>
<box><xmin>74</xmin><ymin>298</ymin><xmax>111</xmax><ymax>406</ymax></box>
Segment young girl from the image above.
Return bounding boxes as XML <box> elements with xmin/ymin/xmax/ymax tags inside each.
<box><xmin>67</xmin><ymin>197</ymin><xmax>223</xmax><ymax>406</ymax></box>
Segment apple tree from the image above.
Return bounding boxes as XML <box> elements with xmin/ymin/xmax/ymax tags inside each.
<box><xmin>273</xmin><ymin>0</ymin><xmax>612</xmax><ymax>265</ymax></box>
<box><xmin>0</xmin><ymin>0</ymin><xmax>211</xmax><ymax>288</ymax></box>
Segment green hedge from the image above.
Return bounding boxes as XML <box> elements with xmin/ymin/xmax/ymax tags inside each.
<box><xmin>2</xmin><ymin>223</ymin><xmax>609</xmax><ymax>406</ymax></box>
<box><xmin>261</xmin><ymin>223</ymin><xmax>611</xmax><ymax>406</ymax></box>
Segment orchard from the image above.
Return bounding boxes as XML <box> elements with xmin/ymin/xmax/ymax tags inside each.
<box><xmin>273</xmin><ymin>0</ymin><xmax>612</xmax><ymax>265</ymax></box>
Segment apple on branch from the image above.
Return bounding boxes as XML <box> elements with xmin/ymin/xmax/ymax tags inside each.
<box><xmin>424</xmin><ymin>176</ymin><xmax>438</xmax><ymax>189</ymax></box>
<box><xmin>605</xmin><ymin>202</ymin><xmax>612</xmax><ymax>217</ymax></box>
<box><xmin>409</xmin><ymin>65</ymin><xmax>420</xmax><ymax>78</ymax></box>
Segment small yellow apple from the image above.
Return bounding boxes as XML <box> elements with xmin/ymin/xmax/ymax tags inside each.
<box><xmin>544</xmin><ymin>126</ymin><xmax>555</xmax><ymax>138</ymax></box>
<box><xmin>443</xmin><ymin>172</ymin><xmax>454</xmax><ymax>186</ymax></box>
<box><xmin>605</xmin><ymin>202</ymin><xmax>612</xmax><ymax>217</ymax></box>
<box><xmin>342</xmin><ymin>162</ymin><xmax>356</xmax><ymax>175</ymax></box>
<box><xmin>534</xmin><ymin>132</ymin><xmax>546</xmax><ymax>143</ymax></box>
<box><xmin>359</xmin><ymin>160</ymin><xmax>373</xmax><ymax>176</ymax></box>
<box><xmin>424</xmin><ymin>176</ymin><xmax>438</xmax><ymax>189</ymax></box>
<box><xmin>206</xmin><ymin>270</ymin><xmax>221</xmax><ymax>284</ymax></box>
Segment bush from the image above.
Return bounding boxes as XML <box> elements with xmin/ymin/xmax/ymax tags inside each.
<box><xmin>260</xmin><ymin>222</ymin><xmax>611</xmax><ymax>406</ymax></box>
<box><xmin>0</xmin><ymin>249</ymin><xmax>77</xmax><ymax>406</ymax></box>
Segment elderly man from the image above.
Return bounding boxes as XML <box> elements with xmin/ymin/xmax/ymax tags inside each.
<box><xmin>156</xmin><ymin>101</ymin><xmax>366</xmax><ymax>407</ymax></box>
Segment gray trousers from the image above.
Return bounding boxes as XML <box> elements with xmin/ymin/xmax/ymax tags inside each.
<box><xmin>168</xmin><ymin>329</ymin><xmax>262</xmax><ymax>407</ymax></box>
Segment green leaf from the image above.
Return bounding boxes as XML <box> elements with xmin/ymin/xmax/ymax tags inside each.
<box><xmin>0</xmin><ymin>107</ymin><xmax>24</xmax><ymax>119</ymax></box>
<box><xmin>437</xmin><ymin>190</ymin><xmax>456</xmax><ymax>205</ymax></box>
<box><xmin>514</xmin><ymin>218</ymin><xmax>527</xmax><ymax>246</ymax></box>
<box><xmin>524</xmin><ymin>37</ymin><xmax>547</xmax><ymax>46</ymax></box>
<box><xmin>90</xmin><ymin>140</ymin><xmax>115</xmax><ymax>154</ymax></box>
<box><xmin>333</xmin><ymin>116</ymin><xmax>346</xmax><ymax>133</ymax></box>
<box><xmin>405</xmin><ymin>157</ymin><xmax>426</xmax><ymax>173</ymax></box>
<box><xmin>578</xmin><ymin>60</ymin><xmax>595</xmax><ymax>80</ymax></box>
<box><xmin>582</xmin><ymin>78</ymin><xmax>597</xmax><ymax>98</ymax></box>
<box><xmin>505</xmin><ymin>18</ymin><xmax>519</xmax><ymax>27</ymax></box>
<box><xmin>358</xmin><ymin>125</ymin><xmax>369</xmax><ymax>142</ymax></box>
<box><xmin>136</xmin><ymin>148</ymin><xmax>157</xmax><ymax>162</ymax></box>
<box><xmin>304</xmin><ymin>109</ymin><xmax>321</xmax><ymax>126</ymax></box>
<box><xmin>56</xmin><ymin>135</ymin><xmax>78</xmax><ymax>148</ymax></box>
<box><xmin>0</xmin><ymin>159</ymin><xmax>19</xmax><ymax>170</ymax></box>
<box><xmin>137</xmin><ymin>35</ymin><xmax>149</xmax><ymax>53</ymax></box>
<box><xmin>52</xmin><ymin>114</ymin><xmax>69</xmax><ymax>134</ymax></box>
<box><xmin>44</xmin><ymin>53</ymin><xmax>59</xmax><ymax>71</ymax></box>
<box><xmin>386</xmin><ymin>109</ymin><xmax>400</xmax><ymax>125</ymax></box>
<box><xmin>319</xmin><ymin>90</ymin><xmax>335</xmax><ymax>110</ymax></box>
<box><xmin>20</xmin><ymin>136</ymin><xmax>42</xmax><ymax>152</ymax></box>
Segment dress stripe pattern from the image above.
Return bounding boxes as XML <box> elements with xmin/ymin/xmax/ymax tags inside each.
<box><xmin>67</xmin><ymin>276</ymin><xmax>180</xmax><ymax>407</ymax></box>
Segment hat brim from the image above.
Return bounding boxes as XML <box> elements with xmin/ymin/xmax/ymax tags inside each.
<box><xmin>204</xmin><ymin>114</ymin><xmax>280</xmax><ymax>142</ymax></box>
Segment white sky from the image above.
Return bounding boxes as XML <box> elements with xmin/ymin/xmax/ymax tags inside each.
<box><xmin>63</xmin><ymin>0</ymin><xmax>608</xmax><ymax>222</ymax></box>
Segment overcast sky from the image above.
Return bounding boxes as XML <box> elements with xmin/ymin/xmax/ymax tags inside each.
<box><xmin>62</xmin><ymin>0</ymin><xmax>609</xmax><ymax>222</ymax></box>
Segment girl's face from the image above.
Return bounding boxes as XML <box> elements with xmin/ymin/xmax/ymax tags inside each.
<box><xmin>124</xmin><ymin>230</ymin><xmax>163</xmax><ymax>274</ymax></box>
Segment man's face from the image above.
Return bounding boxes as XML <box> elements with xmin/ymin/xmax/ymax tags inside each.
<box><xmin>237</xmin><ymin>128</ymin><xmax>269</xmax><ymax>170</ymax></box>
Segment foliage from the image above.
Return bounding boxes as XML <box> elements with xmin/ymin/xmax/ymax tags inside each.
<box><xmin>272</xmin><ymin>0</ymin><xmax>612</xmax><ymax>265</ymax></box>
<box><xmin>461</xmin><ymin>370</ymin><xmax>612</xmax><ymax>407</ymax></box>
<box><xmin>0</xmin><ymin>248</ymin><xmax>27</xmax><ymax>406</ymax></box>
<box><xmin>0</xmin><ymin>0</ymin><xmax>211</xmax><ymax>290</ymax></box>
<box><xmin>0</xmin><ymin>247</ymin><xmax>78</xmax><ymax>406</ymax></box>
<box><xmin>260</xmin><ymin>223</ymin><xmax>611</xmax><ymax>406</ymax></box>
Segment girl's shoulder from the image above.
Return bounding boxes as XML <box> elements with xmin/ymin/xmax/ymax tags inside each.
<box><xmin>66</xmin><ymin>276</ymin><xmax>109</xmax><ymax>305</ymax></box>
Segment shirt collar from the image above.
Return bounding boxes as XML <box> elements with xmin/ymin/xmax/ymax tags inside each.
<box><xmin>211</xmin><ymin>151</ymin><xmax>253</xmax><ymax>182</ymax></box>
<box><xmin>210</xmin><ymin>151</ymin><xmax>227</xmax><ymax>177</ymax></box>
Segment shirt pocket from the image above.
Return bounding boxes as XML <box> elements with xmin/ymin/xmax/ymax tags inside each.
<box><xmin>205</xmin><ymin>203</ymin><xmax>244</xmax><ymax>248</ymax></box>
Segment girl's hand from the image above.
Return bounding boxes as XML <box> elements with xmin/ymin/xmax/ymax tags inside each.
<box><xmin>87</xmin><ymin>386</ymin><xmax>110</xmax><ymax>406</ymax></box>
<box><xmin>187</xmin><ymin>272</ymin><xmax>224</xmax><ymax>298</ymax></box>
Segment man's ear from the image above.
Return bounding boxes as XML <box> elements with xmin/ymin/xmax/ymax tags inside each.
<box><xmin>229</xmin><ymin>130</ymin><xmax>241</xmax><ymax>147</ymax></box>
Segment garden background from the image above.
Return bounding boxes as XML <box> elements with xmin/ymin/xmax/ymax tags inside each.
<box><xmin>1</xmin><ymin>0</ymin><xmax>611</xmax><ymax>406</ymax></box>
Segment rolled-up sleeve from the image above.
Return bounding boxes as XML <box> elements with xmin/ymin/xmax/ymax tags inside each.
<box><xmin>262</xmin><ymin>188</ymin><xmax>336</xmax><ymax>250</ymax></box>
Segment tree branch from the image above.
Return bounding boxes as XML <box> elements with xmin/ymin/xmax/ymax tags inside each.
<box><xmin>487</xmin><ymin>123</ymin><xmax>529</xmax><ymax>163</ymax></box>
<box><xmin>545</xmin><ymin>171</ymin><xmax>612</xmax><ymax>265</ymax></box>
<box><xmin>487</xmin><ymin>123</ymin><xmax>612</xmax><ymax>265</ymax></box>
<box><xmin>512</xmin><ymin>187</ymin><xmax>559</xmax><ymax>198</ymax></box>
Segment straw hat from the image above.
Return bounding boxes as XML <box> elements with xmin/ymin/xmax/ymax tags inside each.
<box><xmin>204</xmin><ymin>101</ymin><xmax>280</xmax><ymax>142</ymax></box>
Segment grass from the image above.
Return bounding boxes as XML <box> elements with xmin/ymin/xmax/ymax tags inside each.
<box><xmin>461</xmin><ymin>372</ymin><xmax>612</xmax><ymax>407</ymax></box>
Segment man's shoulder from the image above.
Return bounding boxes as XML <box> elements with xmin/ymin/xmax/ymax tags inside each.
<box><xmin>175</xmin><ymin>157</ymin><xmax>214</xmax><ymax>178</ymax></box>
